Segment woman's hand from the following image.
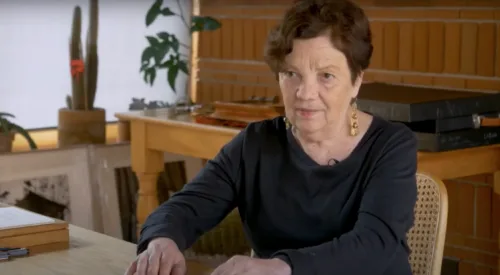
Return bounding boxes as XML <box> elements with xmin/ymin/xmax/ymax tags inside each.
<box><xmin>125</xmin><ymin>237</ymin><xmax>186</xmax><ymax>275</ymax></box>
<box><xmin>211</xmin><ymin>255</ymin><xmax>291</xmax><ymax>275</ymax></box>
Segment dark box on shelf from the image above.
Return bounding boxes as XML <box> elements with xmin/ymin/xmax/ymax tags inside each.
<box><xmin>357</xmin><ymin>82</ymin><xmax>500</xmax><ymax>152</ymax></box>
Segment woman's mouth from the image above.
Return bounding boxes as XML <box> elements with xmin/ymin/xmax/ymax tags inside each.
<box><xmin>295</xmin><ymin>108</ymin><xmax>318</xmax><ymax>118</ymax></box>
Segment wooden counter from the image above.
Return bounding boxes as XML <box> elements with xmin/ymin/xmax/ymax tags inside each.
<box><xmin>1</xmin><ymin>222</ymin><xmax>212</xmax><ymax>275</ymax></box>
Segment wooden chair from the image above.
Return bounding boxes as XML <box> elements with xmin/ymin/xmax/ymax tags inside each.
<box><xmin>408</xmin><ymin>172</ymin><xmax>448</xmax><ymax>275</ymax></box>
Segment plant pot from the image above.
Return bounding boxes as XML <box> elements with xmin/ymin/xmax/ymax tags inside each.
<box><xmin>57</xmin><ymin>108</ymin><xmax>106</xmax><ymax>147</ymax></box>
<box><xmin>0</xmin><ymin>132</ymin><xmax>15</xmax><ymax>153</ymax></box>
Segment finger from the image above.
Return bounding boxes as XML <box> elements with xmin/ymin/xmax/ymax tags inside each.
<box><xmin>171</xmin><ymin>263</ymin><xmax>187</xmax><ymax>275</ymax></box>
<box><xmin>147</xmin><ymin>250</ymin><xmax>161</xmax><ymax>275</ymax></box>
<box><xmin>125</xmin><ymin>260</ymin><xmax>137</xmax><ymax>275</ymax></box>
<box><xmin>158</xmin><ymin>252</ymin><xmax>174</xmax><ymax>275</ymax></box>
<box><xmin>210</xmin><ymin>262</ymin><xmax>228</xmax><ymax>275</ymax></box>
<box><xmin>136</xmin><ymin>253</ymin><xmax>149</xmax><ymax>275</ymax></box>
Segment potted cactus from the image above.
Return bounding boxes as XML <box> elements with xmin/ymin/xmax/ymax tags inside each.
<box><xmin>58</xmin><ymin>0</ymin><xmax>105</xmax><ymax>147</ymax></box>
<box><xmin>0</xmin><ymin>112</ymin><xmax>37</xmax><ymax>153</ymax></box>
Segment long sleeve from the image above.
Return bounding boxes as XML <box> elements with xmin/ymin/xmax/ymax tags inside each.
<box><xmin>271</xmin><ymin>126</ymin><xmax>418</xmax><ymax>275</ymax></box>
<box><xmin>136</xmin><ymin>129</ymin><xmax>245</xmax><ymax>254</ymax></box>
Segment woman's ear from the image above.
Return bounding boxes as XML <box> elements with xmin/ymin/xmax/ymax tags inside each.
<box><xmin>351</xmin><ymin>72</ymin><xmax>364</xmax><ymax>98</ymax></box>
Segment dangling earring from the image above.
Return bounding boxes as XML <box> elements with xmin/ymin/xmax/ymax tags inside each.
<box><xmin>283</xmin><ymin>116</ymin><xmax>292</xmax><ymax>129</ymax></box>
<box><xmin>350</xmin><ymin>98</ymin><xmax>359</xmax><ymax>136</ymax></box>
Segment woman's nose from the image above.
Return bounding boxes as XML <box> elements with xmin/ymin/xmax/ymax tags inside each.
<box><xmin>296</xmin><ymin>81</ymin><xmax>318</xmax><ymax>100</ymax></box>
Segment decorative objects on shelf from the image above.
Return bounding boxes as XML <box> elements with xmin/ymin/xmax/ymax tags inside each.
<box><xmin>193</xmin><ymin>96</ymin><xmax>284</xmax><ymax>128</ymax></box>
<box><xmin>0</xmin><ymin>112</ymin><xmax>37</xmax><ymax>153</ymax></box>
<box><xmin>136</xmin><ymin>0</ymin><xmax>221</xmax><ymax>109</ymax></box>
<box><xmin>58</xmin><ymin>0</ymin><xmax>105</xmax><ymax>147</ymax></box>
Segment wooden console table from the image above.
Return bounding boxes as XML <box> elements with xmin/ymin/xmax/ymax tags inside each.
<box><xmin>1</xmin><ymin>220</ymin><xmax>213</xmax><ymax>275</ymax></box>
<box><xmin>115</xmin><ymin>109</ymin><xmax>500</xmax><ymax>270</ymax></box>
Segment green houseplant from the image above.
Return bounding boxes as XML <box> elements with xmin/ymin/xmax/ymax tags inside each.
<box><xmin>58</xmin><ymin>0</ymin><xmax>105</xmax><ymax>147</ymax></box>
<box><xmin>134</xmin><ymin>0</ymin><xmax>221</xmax><ymax>109</ymax></box>
<box><xmin>0</xmin><ymin>112</ymin><xmax>37</xmax><ymax>153</ymax></box>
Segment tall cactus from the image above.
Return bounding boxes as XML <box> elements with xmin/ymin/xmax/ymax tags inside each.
<box><xmin>68</xmin><ymin>0</ymin><xmax>99</xmax><ymax>111</ymax></box>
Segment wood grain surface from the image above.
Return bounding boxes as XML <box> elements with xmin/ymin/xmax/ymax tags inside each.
<box><xmin>1</xmin><ymin>225</ymin><xmax>213</xmax><ymax>275</ymax></box>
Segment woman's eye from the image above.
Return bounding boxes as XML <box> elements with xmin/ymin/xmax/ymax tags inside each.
<box><xmin>322</xmin><ymin>73</ymin><xmax>334</xmax><ymax>80</ymax></box>
<box><xmin>283</xmin><ymin>71</ymin><xmax>296</xmax><ymax>77</ymax></box>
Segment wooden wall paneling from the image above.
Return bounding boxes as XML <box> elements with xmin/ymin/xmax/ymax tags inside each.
<box><xmin>199</xmin><ymin>31</ymin><xmax>211</xmax><ymax>58</ymax></box>
<box><xmin>221</xmin><ymin>83</ymin><xmax>232</xmax><ymax>101</ymax></box>
<box><xmin>231</xmin><ymin>84</ymin><xmax>245</xmax><ymax>101</ymax></box>
<box><xmin>460</xmin><ymin>23</ymin><xmax>478</xmax><ymax>75</ymax></box>
<box><xmin>369</xmin><ymin>21</ymin><xmax>384</xmax><ymax>69</ymax></box>
<box><xmin>382</xmin><ymin>21</ymin><xmax>399</xmax><ymax>70</ymax></box>
<box><xmin>497</xmin><ymin>24</ymin><xmax>500</xmax><ymax>77</ymax></box>
<box><xmin>457</xmin><ymin>183</ymin><xmax>475</xmax><ymax>235</ymax></box>
<box><xmin>220</xmin><ymin>18</ymin><xmax>233</xmax><ymax>60</ymax></box>
<box><xmin>210</xmin><ymin>82</ymin><xmax>223</xmax><ymax>101</ymax></box>
<box><xmin>412</xmin><ymin>22</ymin><xmax>429</xmax><ymax>72</ymax></box>
<box><xmin>232</xmin><ymin>19</ymin><xmax>244</xmax><ymax>60</ymax></box>
<box><xmin>443</xmin><ymin>22</ymin><xmax>461</xmax><ymax>74</ymax></box>
<box><xmin>445</xmin><ymin>181</ymin><xmax>458</xmax><ymax>234</ymax></box>
<box><xmin>253</xmin><ymin>20</ymin><xmax>268</xmax><ymax>61</ymax></box>
<box><xmin>398</xmin><ymin>22</ymin><xmax>413</xmax><ymax>71</ymax></box>
<box><xmin>433</xmin><ymin>76</ymin><xmax>466</xmax><ymax>89</ymax></box>
<box><xmin>243</xmin><ymin>19</ymin><xmax>256</xmax><ymax>60</ymax></box>
<box><xmin>427</xmin><ymin>22</ymin><xmax>445</xmax><ymax>73</ymax></box>
<box><xmin>476</xmin><ymin>23</ymin><xmax>495</xmax><ymax>77</ymax></box>
<box><xmin>476</xmin><ymin>185</ymin><xmax>493</xmax><ymax>239</ymax></box>
<box><xmin>210</xmin><ymin>26</ymin><xmax>222</xmax><ymax>59</ymax></box>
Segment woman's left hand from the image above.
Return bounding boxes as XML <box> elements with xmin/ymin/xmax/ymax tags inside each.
<box><xmin>210</xmin><ymin>255</ymin><xmax>291</xmax><ymax>275</ymax></box>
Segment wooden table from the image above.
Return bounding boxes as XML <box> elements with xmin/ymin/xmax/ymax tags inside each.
<box><xmin>115</xmin><ymin>108</ymin><xmax>500</xmax><ymax>269</ymax></box>
<box><xmin>1</xmin><ymin>224</ymin><xmax>213</xmax><ymax>275</ymax></box>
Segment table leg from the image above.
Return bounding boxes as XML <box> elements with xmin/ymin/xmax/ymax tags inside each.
<box><xmin>130</xmin><ymin>121</ymin><xmax>164</xmax><ymax>238</ymax></box>
<box><xmin>136</xmin><ymin>172</ymin><xmax>161</xmax><ymax>235</ymax></box>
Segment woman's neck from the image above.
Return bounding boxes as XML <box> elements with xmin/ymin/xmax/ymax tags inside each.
<box><xmin>292</xmin><ymin>120</ymin><xmax>348</xmax><ymax>148</ymax></box>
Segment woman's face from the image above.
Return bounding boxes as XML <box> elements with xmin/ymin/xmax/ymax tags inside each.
<box><xmin>279</xmin><ymin>33</ymin><xmax>362</xmax><ymax>135</ymax></box>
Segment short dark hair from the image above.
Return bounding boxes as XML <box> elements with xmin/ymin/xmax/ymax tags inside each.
<box><xmin>264</xmin><ymin>0</ymin><xmax>373</xmax><ymax>84</ymax></box>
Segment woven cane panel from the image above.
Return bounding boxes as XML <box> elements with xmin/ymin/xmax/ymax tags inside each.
<box><xmin>407</xmin><ymin>174</ymin><xmax>442</xmax><ymax>275</ymax></box>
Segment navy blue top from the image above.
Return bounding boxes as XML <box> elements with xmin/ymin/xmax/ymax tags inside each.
<box><xmin>137</xmin><ymin>115</ymin><xmax>418</xmax><ymax>275</ymax></box>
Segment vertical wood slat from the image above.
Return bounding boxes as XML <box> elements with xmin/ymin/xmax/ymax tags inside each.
<box><xmin>220</xmin><ymin>18</ymin><xmax>233</xmax><ymax>60</ymax></box>
<box><xmin>369</xmin><ymin>21</ymin><xmax>384</xmax><ymax>69</ymax></box>
<box><xmin>428</xmin><ymin>22</ymin><xmax>445</xmax><ymax>73</ymax></box>
<box><xmin>198</xmin><ymin>30</ymin><xmax>211</xmax><ymax>58</ymax></box>
<box><xmin>460</xmin><ymin>22</ymin><xmax>478</xmax><ymax>75</ymax></box>
<box><xmin>221</xmin><ymin>83</ymin><xmax>232</xmax><ymax>102</ymax></box>
<box><xmin>443</xmin><ymin>22</ymin><xmax>461</xmax><ymax>74</ymax></box>
<box><xmin>475</xmin><ymin>23</ymin><xmax>496</xmax><ymax>77</ymax></box>
<box><xmin>413</xmin><ymin>22</ymin><xmax>429</xmax><ymax>72</ymax></box>
<box><xmin>496</xmin><ymin>23</ymin><xmax>500</xmax><ymax>77</ymax></box>
<box><xmin>232</xmin><ymin>19</ymin><xmax>244</xmax><ymax>60</ymax></box>
<box><xmin>382</xmin><ymin>22</ymin><xmax>399</xmax><ymax>70</ymax></box>
<box><xmin>457</xmin><ymin>183</ymin><xmax>475</xmax><ymax>236</ymax></box>
<box><xmin>475</xmin><ymin>186</ymin><xmax>492</xmax><ymax>239</ymax></box>
<box><xmin>243</xmin><ymin>19</ymin><xmax>255</xmax><ymax>60</ymax></box>
<box><xmin>210</xmin><ymin>26</ymin><xmax>222</xmax><ymax>59</ymax></box>
<box><xmin>253</xmin><ymin>20</ymin><xmax>268</xmax><ymax>61</ymax></box>
<box><xmin>398</xmin><ymin>22</ymin><xmax>413</xmax><ymax>71</ymax></box>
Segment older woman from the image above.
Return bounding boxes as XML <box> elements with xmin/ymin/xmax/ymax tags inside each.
<box><xmin>126</xmin><ymin>0</ymin><xmax>417</xmax><ymax>274</ymax></box>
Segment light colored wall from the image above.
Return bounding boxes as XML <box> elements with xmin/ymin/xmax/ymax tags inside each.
<box><xmin>0</xmin><ymin>0</ymin><xmax>192</xmax><ymax>129</ymax></box>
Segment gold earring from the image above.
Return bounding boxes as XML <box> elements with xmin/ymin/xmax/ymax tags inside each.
<box><xmin>350</xmin><ymin>98</ymin><xmax>359</xmax><ymax>136</ymax></box>
<box><xmin>283</xmin><ymin>116</ymin><xmax>292</xmax><ymax>129</ymax></box>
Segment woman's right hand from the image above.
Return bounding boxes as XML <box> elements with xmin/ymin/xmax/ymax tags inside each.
<box><xmin>125</xmin><ymin>237</ymin><xmax>186</xmax><ymax>275</ymax></box>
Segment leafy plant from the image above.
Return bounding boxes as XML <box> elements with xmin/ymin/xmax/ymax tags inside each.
<box><xmin>140</xmin><ymin>0</ymin><xmax>221</xmax><ymax>93</ymax></box>
<box><xmin>0</xmin><ymin>112</ymin><xmax>37</xmax><ymax>150</ymax></box>
<box><xmin>66</xmin><ymin>0</ymin><xmax>99</xmax><ymax>111</ymax></box>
